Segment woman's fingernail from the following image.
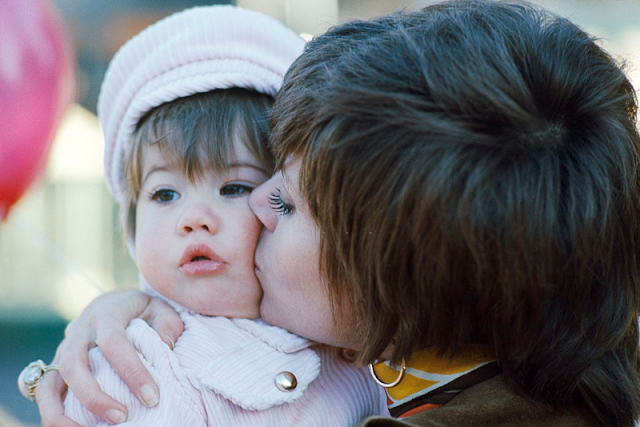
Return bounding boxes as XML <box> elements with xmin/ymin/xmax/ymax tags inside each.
<box><xmin>105</xmin><ymin>409</ymin><xmax>126</xmax><ymax>424</ymax></box>
<box><xmin>140</xmin><ymin>383</ymin><xmax>159</xmax><ymax>407</ymax></box>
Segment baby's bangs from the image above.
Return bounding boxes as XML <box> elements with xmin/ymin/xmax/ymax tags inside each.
<box><xmin>140</xmin><ymin>105</ymin><xmax>234</xmax><ymax>184</ymax></box>
<box><xmin>136</xmin><ymin>88</ymin><xmax>274</xmax><ymax>183</ymax></box>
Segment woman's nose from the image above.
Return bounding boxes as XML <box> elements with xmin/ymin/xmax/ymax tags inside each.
<box><xmin>177</xmin><ymin>204</ymin><xmax>219</xmax><ymax>236</ymax></box>
<box><xmin>249</xmin><ymin>178</ymin><xmax>277</xmax><ymax>232</ymax></box>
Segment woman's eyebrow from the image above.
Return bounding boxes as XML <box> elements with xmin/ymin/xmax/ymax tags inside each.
<box><xmin>281</xmin><ymin>168</ymin><xmax>305</xmax><ymax>203</ymax></box>
<box><xmin>281</xmin><ymin>168</ymin><xmax>292</xmax><ymax>190</ymax></box>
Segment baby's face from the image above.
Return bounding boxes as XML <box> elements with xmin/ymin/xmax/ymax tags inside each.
<box><xmin>134</xmin><ymin>140</ymin><xmax>270</xmax><ymax>318</ymax></box>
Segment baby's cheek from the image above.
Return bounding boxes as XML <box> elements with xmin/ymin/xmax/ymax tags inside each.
<box><xmin>245</xmin><ymin>215</ymin><xmax>263</xmax><ymax>250</ymax></box>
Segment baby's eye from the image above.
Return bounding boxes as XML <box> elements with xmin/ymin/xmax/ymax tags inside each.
<box><xmin>221</xmin><ymin>183</ymin><xmax>253</xmax><ymax>197</ymax></box>
<box><xmin>150</xmin><ymin>189</ymin><xmax>180</xmax><ymax>203</ymax></box>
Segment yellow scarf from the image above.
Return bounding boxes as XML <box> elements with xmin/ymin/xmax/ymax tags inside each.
<box><xmin>372</xmin><ymin>345</ymin><xmax>496</xmax><ymax>417</ymax></box>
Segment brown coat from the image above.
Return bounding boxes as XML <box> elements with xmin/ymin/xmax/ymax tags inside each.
<box><xmin>357</xmin><ymin>375</ymin><xmax>599</xmax><ymax>427</ymax></box>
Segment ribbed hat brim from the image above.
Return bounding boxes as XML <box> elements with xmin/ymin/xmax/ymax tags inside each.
<box><xmin>98</xmin><ymin>5</ymin><xmax>305</xmax><ymax>203</ymax></box>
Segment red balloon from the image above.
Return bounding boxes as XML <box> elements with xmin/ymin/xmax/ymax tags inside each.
<box><xmin>0</xmin><ymin>0</ymin><xmax>74</xmax><ymax>220</ymax></box>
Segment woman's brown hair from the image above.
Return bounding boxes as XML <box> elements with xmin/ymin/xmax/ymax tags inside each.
<box><xmin>271</xmin><ymin>1</ymin><xmax>640</xmax><ymax>425</ymax></box>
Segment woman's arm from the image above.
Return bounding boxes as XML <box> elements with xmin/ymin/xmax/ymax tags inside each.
<box><xmin>36</xmin><ymin>289</ymin><xmax>184</xmax><ymax>426</ymax></box>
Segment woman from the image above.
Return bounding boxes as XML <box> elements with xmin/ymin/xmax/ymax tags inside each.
<box><xmin>33</xmin><ymin>1</ymin><xmax>640</xmax><ymax>426</ymax></box>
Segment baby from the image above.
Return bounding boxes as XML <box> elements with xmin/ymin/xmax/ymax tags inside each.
<box><xmin>62</xmin><ymin>5</ymin><xmax>388</xmax><ymax>426</ymax></box>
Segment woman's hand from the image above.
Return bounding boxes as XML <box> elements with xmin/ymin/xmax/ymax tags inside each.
<box><xmin>36</xmin><ymin>289</ymin><xmax>184</xmax><ymax>426</ymax></box>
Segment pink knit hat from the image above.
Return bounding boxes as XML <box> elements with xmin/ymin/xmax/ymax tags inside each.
<box><xmin>98</xmin><ymin>5</ymin><xmax>305</xmax><ymax>203</ymax></box>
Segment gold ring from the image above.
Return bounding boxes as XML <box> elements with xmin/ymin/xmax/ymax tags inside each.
<box><xmin>18</xmin><ymin>360</ymin><xmax>59</xmax><ymax>402</ymax></box>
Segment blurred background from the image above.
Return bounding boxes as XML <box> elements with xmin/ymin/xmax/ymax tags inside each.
<box><xmin>1</xmin><ymin>0</ymin><xmax>639</xmax><ymax>424</ymax></box>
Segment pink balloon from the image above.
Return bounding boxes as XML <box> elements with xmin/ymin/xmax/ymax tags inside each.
<box><xmin>0</xmin><ymin>0</ymin><xmax>74</xmax><ymax>220</ymax></box>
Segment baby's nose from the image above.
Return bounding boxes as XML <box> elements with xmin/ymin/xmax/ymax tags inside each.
<box><xmin>177</xmin><ymin>205</ymin><xmax>219</xmax><ymax>235</ymax></box>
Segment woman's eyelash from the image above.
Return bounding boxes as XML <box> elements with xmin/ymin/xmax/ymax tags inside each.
<box><xmin>268</xmin><ymin>188</ymin><xmax>294</xmax><ymax>215</ymax></box>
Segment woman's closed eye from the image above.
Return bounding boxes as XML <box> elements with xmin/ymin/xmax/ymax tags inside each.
<box><xmin>221</xmin><ymin>183</ymin><xmax>254</xmax><ymax>197</ymax></box>
<box><xmin>149</xmin><ymin>188</ymin><xmax>180</xmax><ymax>203</ymax></box>
<box><xmin>268</xmin><ymin>188</ymin><xmax>295</xmax><ymax>215</ymax></box>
